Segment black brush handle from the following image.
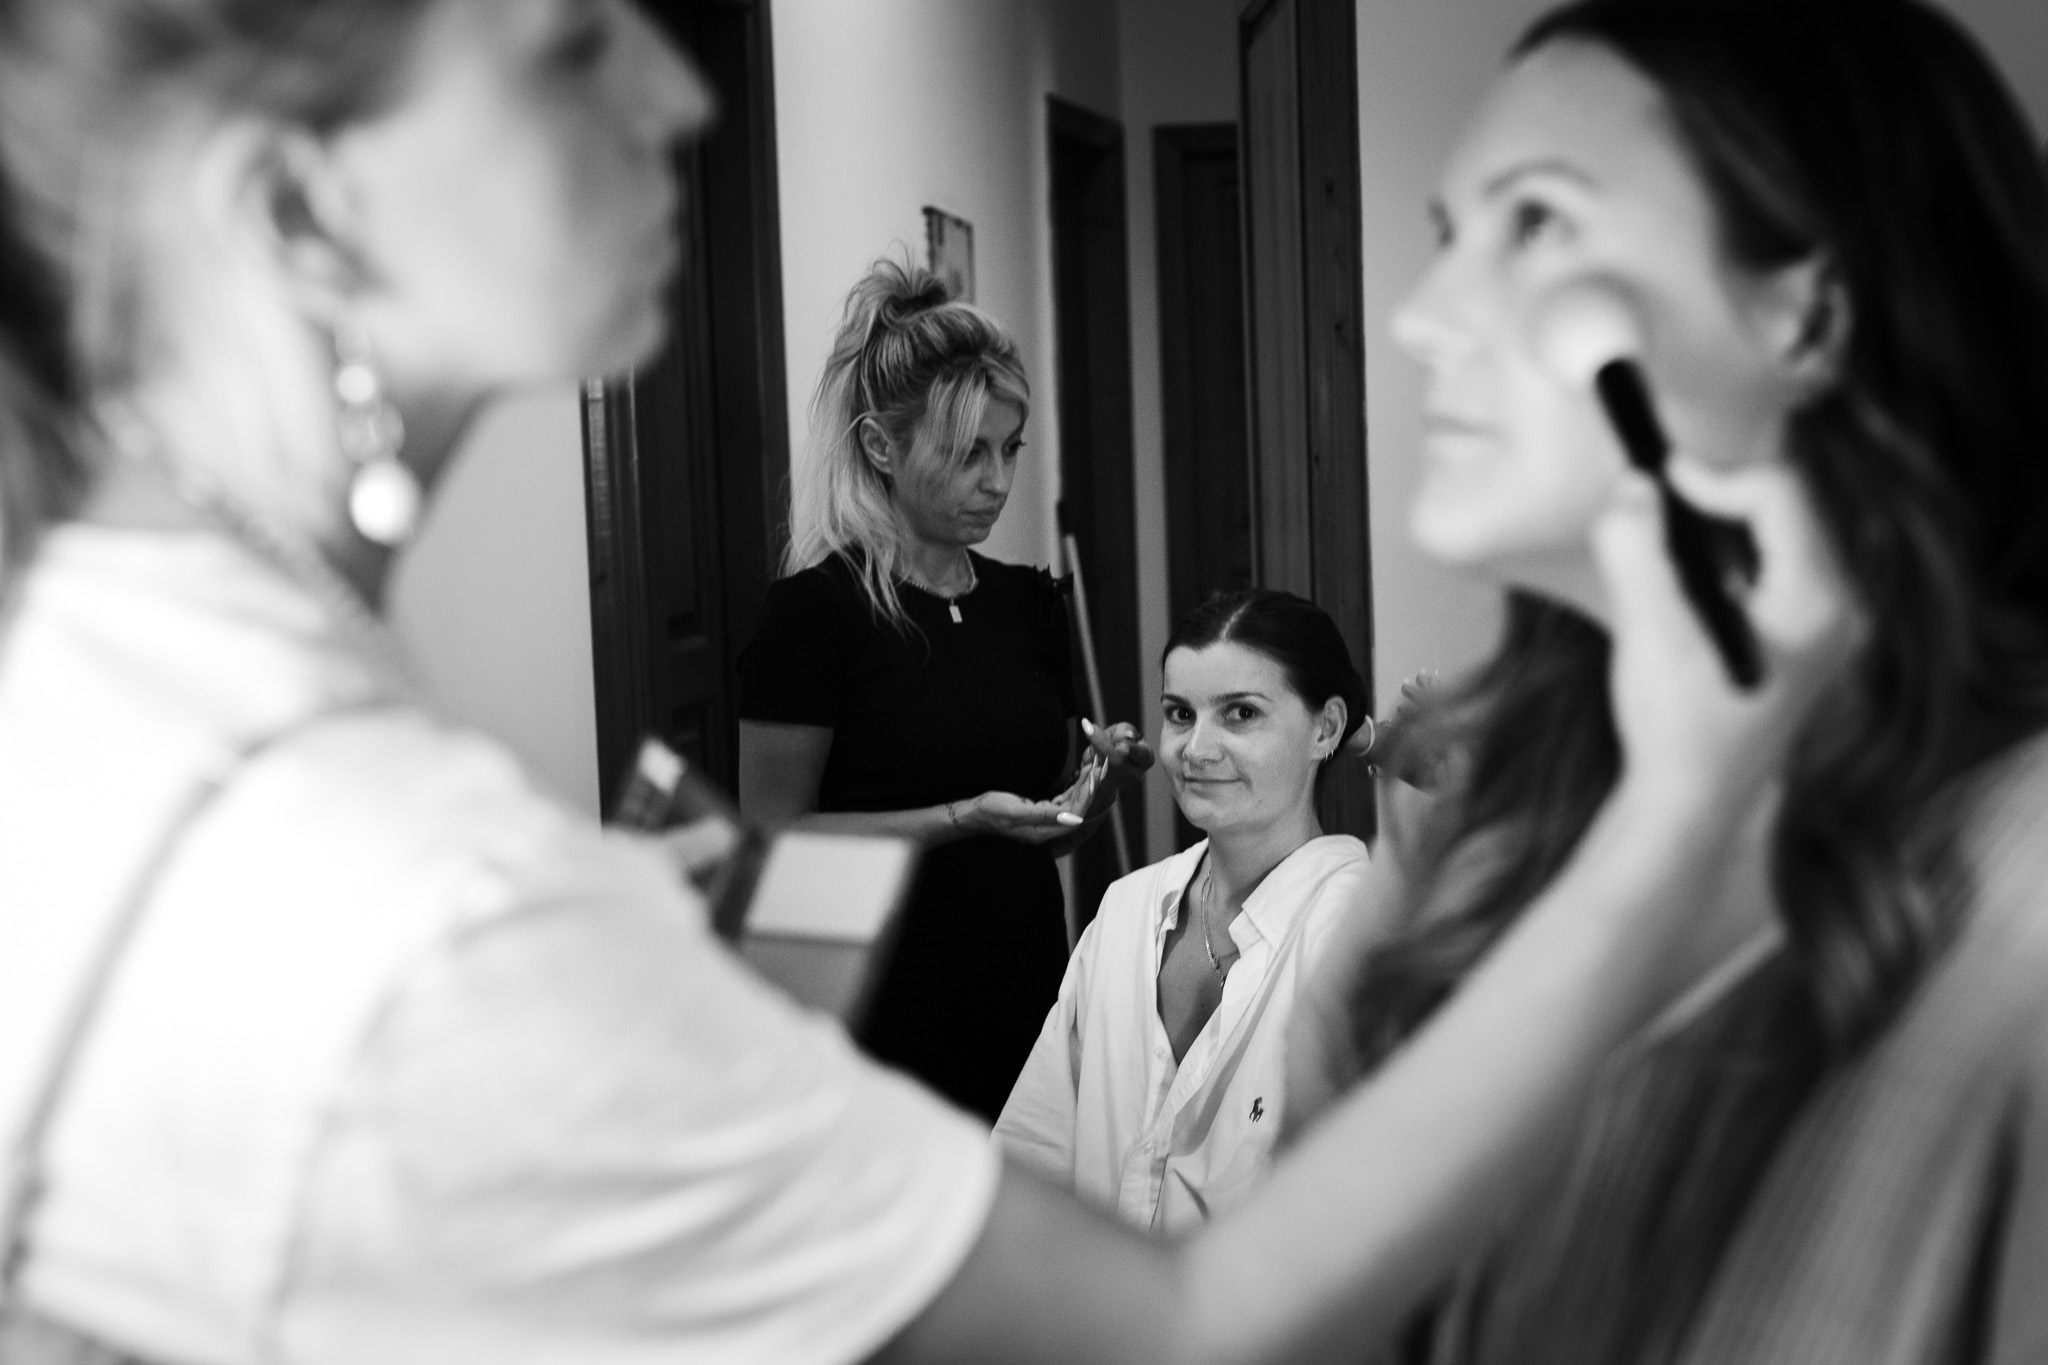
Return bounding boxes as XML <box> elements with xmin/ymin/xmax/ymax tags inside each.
<box><xmin>1594</xmin><ymin>361</ymin><xmax>1764</xmax><ymax>689</ymax></box>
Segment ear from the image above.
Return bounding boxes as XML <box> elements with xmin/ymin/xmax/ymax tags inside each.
<box><xmin>243</xmin><ymin>124</ymin><xmax>378</xmax><ymax>324</ymax></box>
<box><xmin>1312</xmin><ymin>696</ymin><xmax>1348</xmax><ymax>762</ymax></box>
<box><xmin>1750</xmin><ymin>253</ymin><xmax>1852</xmax><ymax>395</ymax></box>
<box><xmin>856</xmin><ymin>417</ymin><xmax>896</xmax><ymax>478</ymax></box>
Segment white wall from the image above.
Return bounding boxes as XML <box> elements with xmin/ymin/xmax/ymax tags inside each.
<box><xmin>1117</xmin><ymin>0</ymin><xmax>1243</xmax><ymax>861</ymax></box>
<box><xmin>390</xmin><ymin>386</ymin><xmax>601</xmax><ymax>817</ymax></box>
<box><xmin>772</xmin><ymin>0</ymin><xmax>1121</xmax><ymax>575</ymax></box>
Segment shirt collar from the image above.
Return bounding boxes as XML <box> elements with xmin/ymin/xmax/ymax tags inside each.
<box><xmin>1155</xmin><ymin>839</ymin><xmax>1210</xmax><ymax>933</ymax></box>
<box><xmin>1155</xmin><ymin>834</ymin><xmax>1364</xmax><ymax>951</ymax></box>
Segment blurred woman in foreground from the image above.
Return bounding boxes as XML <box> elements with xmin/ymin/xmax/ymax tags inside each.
<box><xmin>1285</xmin><ymin>1</ymin><xmax>2048</xmax><ymax>1359</ymax></box>
<box><xmin>0</xmin><ymin>1</ymin><xmax>1852</xmax><ymax>1361</ymax></box>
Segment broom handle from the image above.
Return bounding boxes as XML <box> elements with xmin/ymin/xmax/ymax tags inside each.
<box><xmin>1062</xmin><ymin>532</ymin><xmax>1134</xmax><ymax>877</ymax></box>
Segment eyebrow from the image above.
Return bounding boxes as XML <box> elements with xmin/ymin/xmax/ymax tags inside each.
<box><xmin>1480</xmin><ymin>157</ymin><xmax>1603</xmax><ymax>199</ymax></box>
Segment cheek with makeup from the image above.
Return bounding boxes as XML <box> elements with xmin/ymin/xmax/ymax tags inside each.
<box><xmin>1160</xmin><ymin>644</ymin><xmax>1326</xmax><ymax>838</ymax></box>
<box><xmin>889</xmin><ymin>399</ymin><xmax>1025</xmax><ymax>550</ymax></box>
<box><xmin>1391</xmin><ymin>40</ymin><xmax>1814</xmax><ymax>611</ymax></box>
<box><xmin>1404</xmin><ymin>327</ymin><xmax>1623</xmax><ymax>575</ymax></box>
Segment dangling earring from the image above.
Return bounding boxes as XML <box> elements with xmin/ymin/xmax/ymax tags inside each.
<box><xmin>332</xmin><ymin>322</ymin><xmax>421</xmax><ymax>546</ymax></box>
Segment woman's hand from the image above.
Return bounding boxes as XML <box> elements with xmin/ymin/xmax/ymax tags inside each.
<box><xmin>1085</xmin><ymin>718</ymin><xmax>1156</xmax><ymax>784</ymax></box>
<box><xmin>966</xmin><ymin>791</ymin><xmax>1087</xmax><ymax>844</ymax></box>
<box><xmin>1594</xmin><ymin>462</ymin><xmax>1866</xmax><ymax>810</ymax></box>
<box><xmin>1053</xmin><ymin>719</ymin><xmax>1156</xmax><ymax>822</ymax></box>
<box><xmin>654</xmin><ymin>814</ymin><xmax>745</xmax><ymax>887</ymax></box>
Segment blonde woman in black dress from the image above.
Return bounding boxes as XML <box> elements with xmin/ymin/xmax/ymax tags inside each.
<box><xmin>738</xmin><ymin>259</ymin><xmax>1149</xmax><ymax>1120</ymax></box>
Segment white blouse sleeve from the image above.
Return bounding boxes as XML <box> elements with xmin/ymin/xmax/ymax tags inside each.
<box><xmin>276</xmin><ymin>835</ymin><xmax>999</xmax><ymax>1365</ymax></box>
<box><xmin>1282</xmin><ymin>835</ymin><xmax>1407</xmax><ymax>1139</ymax></box>
<box><xmin>990</xmin><ymin>919</ymin><xmax>1096</xmax><ymax>1188</ymax></box>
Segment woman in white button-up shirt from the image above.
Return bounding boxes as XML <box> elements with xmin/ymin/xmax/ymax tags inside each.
<box><xmin>997</xmin><ymin>591</ymin><xmax>1375</xmax><ymax>1233</ymax></box>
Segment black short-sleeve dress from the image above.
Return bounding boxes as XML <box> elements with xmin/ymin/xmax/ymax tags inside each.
<box><xmin>737</xmin><ymin>551</ymin><xmax>1079</xmax><ymax>1121</ymax></box>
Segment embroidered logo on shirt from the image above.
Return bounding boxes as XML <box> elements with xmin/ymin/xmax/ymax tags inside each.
<box><xmin>1249</xmin><ymin>1097</ymin><xmax>1265</xmax><ymax>1123</ymax></box>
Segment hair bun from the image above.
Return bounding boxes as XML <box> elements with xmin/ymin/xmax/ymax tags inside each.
<box><xmin>875</xmin><ymin>268</ymin><xmax>954</xmax><ymax>329</ymax></box>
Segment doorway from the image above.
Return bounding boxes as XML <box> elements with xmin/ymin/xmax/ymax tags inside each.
<box><xmin>583</xmin><ymin>0</ymin><xmax>789</xmax><ymax>808</ymax></box>
<box><xmin>1239</xmin><ymin>0</ymin><xmax>1376</xmax><ymax>841</ymax></box>
<box><xmin>1155</xmin><ymin>122</ymin><xmax>1253</xmax><ymax>851</ymax></box>
<box><xmin>1049</xmin><ymin>96</ymin><xmax>1147</xmax><ymax>931</ymax></box>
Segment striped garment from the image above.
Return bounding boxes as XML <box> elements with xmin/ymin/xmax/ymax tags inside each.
<box><xmin>1436</xmin><ymin>731</ymin><xmax>2048</xmax><ymax>1365</ymax></box>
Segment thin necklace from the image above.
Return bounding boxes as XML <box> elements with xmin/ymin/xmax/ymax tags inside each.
<box><xmin>1198</xmin><ymin>860</ymin><xmax>1231</xmax><ymax>976</ymax></box>
<box><xmin>903</xmin><ymin>553</ymin><xmax>977</xmax><ymax>624</ymax></box>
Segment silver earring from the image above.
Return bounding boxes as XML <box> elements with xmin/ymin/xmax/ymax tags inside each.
<box><xmin>333</xmin><ymin>322</ymin><xmax>420</xmax><ymax>546</ymax></box>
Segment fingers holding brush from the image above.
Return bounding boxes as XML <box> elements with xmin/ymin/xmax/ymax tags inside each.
<box><xmin>1595</xmin><ymin>462</ymin><xmax>1865</xmax><ymax>803</ymax></box>
<box><xmin>1664</xmin><ymin>457</ymin><xmax>1867</xmax><ymax>693</ymax></box>
<box><xmin>1082</xmin><ymin>716</ymin><xmax>1156</xmax><ymax>775</ymax></box>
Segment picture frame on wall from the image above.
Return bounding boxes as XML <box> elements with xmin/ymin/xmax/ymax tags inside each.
<box><xmin>924</xmin><ymin>206</ymin><xmax>975</xmax><ymax>303</ymax></box>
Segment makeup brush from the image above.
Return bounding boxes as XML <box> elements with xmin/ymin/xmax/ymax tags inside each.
<box><xmin>1532</xmin><ymin>281</ymin><xmax>1764</xmax><ymax>688</ymax></box>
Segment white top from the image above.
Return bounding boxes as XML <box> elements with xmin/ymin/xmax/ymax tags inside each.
<box><xmin>0</xmin><ymin>525</ymin><xmax>997</xmax><ymax>1365</ymax></box>
<box><xmin>994</xmin><ymin>835</ymin><xmax>1370</xmax><ymax>1234</ymax></box>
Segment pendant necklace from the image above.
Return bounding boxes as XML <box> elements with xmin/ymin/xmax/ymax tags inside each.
<box><xmin>904</xmin><ymin>555</ymin><xmax>978</xmax><ymax>624</ymax></box>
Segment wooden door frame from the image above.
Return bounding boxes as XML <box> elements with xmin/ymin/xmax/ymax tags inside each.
<box><xmin>1239</xmin><ymin>0</ymin><xmax>1375</xmax><ymax>839</ymax></box>
<box><xmin>583</xmin><ymin>0</ymin><xmax>790</xmax><ymax>809</ymax></box>
<box><xmin>1156</xmin><ymin>121</ymin><xmax>1252</xmax><ymax>852</ymax></box>
<box><xmin>1155</xmin><ymin>121</ymin><xmax>1249</xmax><ymax>631</ymax></box>
<box><xmin>1048</xmin><ymin>95</ymin><xmax>1148</xmax><ymax>907</ymax></box>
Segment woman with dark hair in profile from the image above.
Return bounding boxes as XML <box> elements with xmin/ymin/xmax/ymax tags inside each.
<box><xmin>1284</xmin><ymin>0</ymin><xmax>2048</xmax><ymax>1359</ymax></box>
<box><xmin>0</xmin><ymin>0</ymin><xmax>1855</xmax><ymax>1361</ymax></box>
<box><xmin>996</xmin><ymin>590</ymin><xmax>1372</xmax><ymax>1233</ymax></box>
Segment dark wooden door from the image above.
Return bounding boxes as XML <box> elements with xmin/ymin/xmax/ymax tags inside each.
<box><xmin>1049</xmin><ymin>97</ymin><xmax>1147</xmax><ymax>929</ymax></box>
<box><xmin>1158</xmin><ymin>124</ymin><xmax>1254</xmax><ymax>627</ymax></box>
<box><xmin>1239</xmin><ymin>0</ymin><xmax>1376</xmax><ymax>840</ymax></box>
<box><xmin>1156</xmin><ymin>123</ymin><xmax>1253</xmax><ymax>851</ymax></box>
<box><xmin>583</xmin><ymin>0</ymin><xmax>789</xmax><ymax>810</ymax></box>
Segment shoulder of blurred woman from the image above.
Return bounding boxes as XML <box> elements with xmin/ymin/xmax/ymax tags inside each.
<box><xmin>1864</xmin><ymin>727</ymin><xmax>2048</xmax><ymax>1109</ymax></box>
<box><xmin>0</xmin><ymin>523</ymin><xmax>711</xmax><ymax>1016</ymax></box>
<box><xmin>1956</xmin><ymin>727</ymin><xmax>2048</xmax><ymax>955</ymax></box>
<box><xmin>246</xmin><ymin>708</ymin><xmax>678</xmax><ymax>911</ymax></box>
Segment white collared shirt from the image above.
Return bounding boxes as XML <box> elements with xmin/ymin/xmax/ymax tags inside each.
<box><xmin>994</xmin><ymin>834</ymin><xmax>1370</xmax><ymax>1234</ymax></box>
